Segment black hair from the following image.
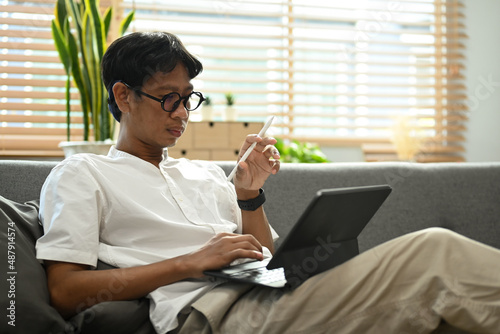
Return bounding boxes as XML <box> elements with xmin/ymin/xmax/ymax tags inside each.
<box><xmin>102</xmin><ymin>32</ymin><xmax>203</xmax><ymax>122</ymax></box>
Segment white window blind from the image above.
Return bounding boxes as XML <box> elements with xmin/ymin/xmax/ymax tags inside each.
<box><xmin>123</xmin><ymin>0</ymin><xmax>467</xmax><ymax>162</ymax></box>
<box><xmin>1</xmin><ymin>0</ymin><xmax>466</xmax><ymax>161</ymax></box>
<box><xmin>0</xmin><ymin>0</ymin><xmax>114</xmax><ymax>157</ymax></box>
<box><xmin>1</xmin><ymin>0</ymin><xmax>71</xmax><ymax>156</ymax></box>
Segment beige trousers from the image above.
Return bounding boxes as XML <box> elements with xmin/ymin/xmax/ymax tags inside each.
<box><xmin>175</xmin><ymin>228</ymin><xmax>500</xmax><ymax>334</ymax></box>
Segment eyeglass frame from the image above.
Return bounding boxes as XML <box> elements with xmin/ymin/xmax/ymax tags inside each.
<box><xmin>121</xmin><ymin>81</ymin><xmax>206</xmax><ymax>113</ymax></box>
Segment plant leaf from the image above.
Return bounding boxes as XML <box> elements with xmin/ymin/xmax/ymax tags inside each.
<box><xmin>65</xmin><ymin>75</ymin><xmax>71</xmax><ymax>141</ymax></box>
<box><xmin>103</xmin><ymin>7</ymin><xmax>112</xmax><ymax>37</ymax></box>
<box><xmin>54</xmin><ymin>0</ymin><xmax>67</xmax><ymax>30</ymax></box>
<box><xmin>82</xmin><ymin>10</ymin><xmax>98</xmax><ymax>140</ymax></box>
<box><xmin>67</xmin><ymin>31</ymin><xmax>90</xmax><ymax>140</ymax></box>
<box><xmin>65</xmin><ymin>0</ymin><xmax>82</xmax><ymax>35</ymax></box>
<box><xmin>119</xmin><ymin>11</ymin><xmax>135</xmax><ymax>36</ymax></box>
<box><xmin>85</xmin><ymin>0</ymin><xmax>105</xmax><ymax>60</ymax></box>
<box><xmin>51</xmin><ymin>20</ymin><xmax>71</xmax><ymax>73</ymax></box>
<box><xmin>275</xmin><ymin>138</ymin><xmax>330</xmax><ymax>163</ymax></box>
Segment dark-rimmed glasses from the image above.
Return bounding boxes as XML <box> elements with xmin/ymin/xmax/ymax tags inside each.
<box><xmin>122</xmin><ymin>82</ymin><xmax>205</xmax><ymax>113</ymax></box>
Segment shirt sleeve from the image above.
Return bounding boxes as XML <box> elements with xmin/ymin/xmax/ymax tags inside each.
<box><xmin>36</xmin><ymin>159</ymin><xmax>105</xmax><ymax>268</ymax></box>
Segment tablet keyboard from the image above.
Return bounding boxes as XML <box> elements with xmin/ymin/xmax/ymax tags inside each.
<box><xmin>228</xmin><ymin>266</ymin><xmax>285</xmax><ymax>284</ymax></box>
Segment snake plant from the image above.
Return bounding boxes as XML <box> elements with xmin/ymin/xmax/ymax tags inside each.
<box><xmin>52</xmin><ymin>0</ymin><xmax>134</xmax><ymax>141</ymax></box>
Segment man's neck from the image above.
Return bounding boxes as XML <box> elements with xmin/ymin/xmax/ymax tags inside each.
<box><xmin>115</xmin><ymin>139</ymin><xmax>164</xmax><ymax>168</ymax></box>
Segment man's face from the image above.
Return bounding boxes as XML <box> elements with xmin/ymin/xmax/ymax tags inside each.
<box><xmin>124</xmin><ymin>63</ymin><xmax>193</xmax><ymax>150</ymax></box>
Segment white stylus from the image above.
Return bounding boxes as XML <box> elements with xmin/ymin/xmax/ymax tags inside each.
<box><xmin>227</xmin><ymin>116</ymin><xmax>275</xmax><ymax>182</ymax></box>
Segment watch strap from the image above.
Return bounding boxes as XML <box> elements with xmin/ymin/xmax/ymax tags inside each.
<box><xmin>237</xmin><ymin>188</ymin><xmax>266</xmax><ymax>211</ymax></box>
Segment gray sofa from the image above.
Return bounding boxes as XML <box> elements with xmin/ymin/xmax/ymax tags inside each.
<box><xmin>1</xmin><ymin>159</ymin><xmax>499</xmax><ymax>334</ymax></box>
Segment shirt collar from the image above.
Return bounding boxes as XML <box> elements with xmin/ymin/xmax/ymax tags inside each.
<box><xmin>108</xmin><ymin>146</ymin><xmax>170</xmax><ymax>163</ymax></box>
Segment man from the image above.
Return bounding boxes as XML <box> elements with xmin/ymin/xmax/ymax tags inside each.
<box><xmin>36</xmin><ymin>32</ymin><xmax>500</xmax><ymax>334</ymax></box>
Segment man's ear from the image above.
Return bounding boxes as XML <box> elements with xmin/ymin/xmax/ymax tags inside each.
<box><xmin>113</xmin><ymin>82</ymin><xmax>131</xmax><ymax>114</ymax></box>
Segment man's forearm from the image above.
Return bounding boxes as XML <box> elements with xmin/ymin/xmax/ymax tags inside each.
<box><xmin>45</xmin><ymin>257</ymin><xmax>192</xmax><ymax>318</ymax></box>
<box><xmin>236</xmin><ymin>188</ymin><xmax>275</xmax><ymax>253</ymax></box>
<box><xmin>241</xmin><ymin>207</ymin><xmax>275</xmax><ymax>254</ymax></box>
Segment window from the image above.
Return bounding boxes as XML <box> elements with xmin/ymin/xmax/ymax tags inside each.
<box><xmin>1</xmin><ymin>0</ymin><xmax>67</xmax><ymax>156</ymax></box>
<box><xmin>0</xmin><ymin>0</ymin><xmax>116</xmax><ymax>156</ymax></box>
<box><xmin>1</xmin><ymin>0</ymin><xmax>466</xmax><ymax>161</ymax></box>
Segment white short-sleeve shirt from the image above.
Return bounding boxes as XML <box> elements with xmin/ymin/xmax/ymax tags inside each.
<box><xmin>36</xmin><ymin>146</ymin><xmax>275</xmax><ymax>333</ymax></box>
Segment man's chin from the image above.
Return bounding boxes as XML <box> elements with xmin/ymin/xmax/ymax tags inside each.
<box><xmin>165</xmin><ymin>139</ymin><xmax>179</xmax><ymax>148</ymax></box>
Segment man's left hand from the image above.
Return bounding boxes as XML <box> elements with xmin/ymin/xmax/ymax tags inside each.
<box><xmin>233</xmin><ymin>135</ymin><xmax>280</xmax><ymax>191</ymax></box>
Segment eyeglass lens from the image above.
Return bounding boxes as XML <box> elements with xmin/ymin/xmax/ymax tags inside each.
<box><xmin>163</xmin><ymin>92</ymin><xmax>203</xmax><ymax>112</ymax></box>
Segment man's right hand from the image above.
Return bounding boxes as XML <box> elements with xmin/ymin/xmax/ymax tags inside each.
<box><xmin>181</xmin><ymin>232</ymin><xmax>265</xmax><ymax>278</ymax></box>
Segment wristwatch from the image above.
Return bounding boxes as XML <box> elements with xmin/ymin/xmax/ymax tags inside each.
<box><xmin>237</xmin><ymin>188</ymin><xmax>266</xmax><ymax>211</ymax></box>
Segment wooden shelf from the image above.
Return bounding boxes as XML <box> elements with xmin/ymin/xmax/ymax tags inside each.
<box><xmin>167</xmin><ymin>121</ymin><xmax>264</xmax><ymax>160</ymax></box>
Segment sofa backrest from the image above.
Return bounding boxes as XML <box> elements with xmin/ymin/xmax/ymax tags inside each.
<box><xmin>2</xmin><ymin>160</ymin><xmax>500</xmax><ymax>252</ymax></box>
<box><xmin>0</xmin><ymin>160</ymin><xmax>57</xmax><ymax>203</ymax></box>
<box><xmin>218</xmin><ymin>161</ymin><xmax>500</xmax><ymax>252</ymax></box>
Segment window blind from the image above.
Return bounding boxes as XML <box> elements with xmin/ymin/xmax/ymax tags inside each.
<box><xmin>1</xmin><ymin>0</ymin><xmax>65</xmax><ymax>156</ymax></box>
<box><xmin>122</xmin><ymin>0</ymin><xmax>467</xmax><ymax>162</ymax></box>
<box><xmin>0</xmin><ymin>0</ymin><xmax>114</xmax><ymax>157</ymax></box>
<box><xmin>1</xmin><ymin>0</ymin><xmax>466</xmax><ymax>161</ymax></box>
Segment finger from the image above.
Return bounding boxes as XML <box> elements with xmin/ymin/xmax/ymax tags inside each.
<box><xmin>269</xmin><ymin>159</ymin><xmax>280</xmax><ymax>175</ymax></box>
<box><xmin>231</xmin><ymin>242</ymin><xmax>263</xmax><ymax>256</ymax></box>
<box><xmin>236</xmin><ymin>137</ymin><xmax>260</xmax><ymax>161</ymax></box>
<box><xmin>241</xmin><ymin>134</ymin><xmax>262</xmax><ymax>150</ymax></box>
<box><xmin>260</xmin><ymin>136</ymin><xmax>277</xmax><ymax>146</ymax></box>
<box><xmin>232</xmin><ymin>234</ymin><xmax>263</xmax><ymax>251</ymax></box>
<box><xmin>263</xmin><ymin>144</ymin><xmax>281</xmax><ymax>160</ymax></box>
<box><xmin>213</xmin><ymin>232</ymin><xmax>239</xmax><ymax>241</ymax></box>
<box><xmin>254</xmin><ymin>137</ymin><xmax>277</xmax><ymax>152</ymax></box>
<box><xmin>241</xmin><ymin>136</ymin><xmax>276</xmax><ymax>156</ymax></box>
<box><xmin>235</xmin><ymin>160</ymin><xmax>249</xmax><ymax>178</ymax></box>
<box><xmin>238</xmin><ymin>235</ymin><xmax>264</xmax><ymax>254</ymax></box>
<box><xmin>218</xmin><ymin>233</ymin><xmax>263</xmax><ymax>252</ymax></box>
<box><xmin>227</xmin><ymin>249</ymin><xmax>265</xmax><ymax>262</ymax></box>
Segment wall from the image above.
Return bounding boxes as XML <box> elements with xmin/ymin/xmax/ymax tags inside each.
<box><xmin>463</xmin><ymin>0</ymin><xmax>500</xmax><ymax>162</ymax></box>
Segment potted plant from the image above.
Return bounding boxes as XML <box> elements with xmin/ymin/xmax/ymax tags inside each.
<box><xmin>201</xmin><ymin>95</ymin><xmax>213</xmax><ymax>121</ymax></box>
<box><xmin>274</xmin><ymin>138</ymin><xmax>330</xmax><ymax>163</ymax></box>
<box><xmin>223</xmin><ymin>92</ymin><xmax>237</xmax><ymax>121</ymax></box>
<box><xmin>52</xmin><ymin>0</ymin><xmax>134</xmax><ymax>156</ymax></box>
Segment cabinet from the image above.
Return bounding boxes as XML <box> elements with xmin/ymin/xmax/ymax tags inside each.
<box><xmin>167</xmin><ymin>121</ymin><xmax>264</xmax><ymax>160</ymax></box>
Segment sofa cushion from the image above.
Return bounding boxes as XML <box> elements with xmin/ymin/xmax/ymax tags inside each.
<box><xmin>69</xmin><ymin>298</ymin><xmax>154</xmax><ymax>334</ymax></box>
<box><xmin>0</xmin><ymin>196</ymin><xmax>69</xmax><ymax>333</ymax></box>
<box><xmin>0</xmin><ymin>195</ymin><xmax>155</xmax><ymax>334</ymax></box>
<box><xmin>67</xmin><ymin>261</ymin><xmax>155</xmax><ymax>334</ymax></box>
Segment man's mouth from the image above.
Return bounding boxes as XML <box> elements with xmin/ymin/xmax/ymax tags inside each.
<box><xmin>168</xmin><ymin>127</ymin><xmax>184</xmax><ymax>138</ymax></box>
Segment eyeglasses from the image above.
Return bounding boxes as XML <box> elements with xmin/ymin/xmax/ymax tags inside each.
<box><xmin>122</xmin><ymin>82</ymin><xmax>205</xmax><ymax>113</ymax></box>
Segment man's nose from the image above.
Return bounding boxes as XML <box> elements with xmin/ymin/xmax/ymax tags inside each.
<box><xmin>170</xmin><ymin>100</ymin><xmax>189</xmax><ymax>119</ymax></box>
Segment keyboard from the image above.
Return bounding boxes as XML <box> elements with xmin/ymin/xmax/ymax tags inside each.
<box><xmin>228</xmin><ymin>266</ymin><xmax>285</xmax><ymax>284</ymax></box>
<box><xmin>208</xmin><ymin>258</ymin><xmax>288</xmax><ymax>288</ymax></box>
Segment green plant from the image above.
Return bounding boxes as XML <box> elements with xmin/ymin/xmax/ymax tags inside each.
<box><xmin>224</xmin><ymin>92</ymin><xmax>235</xmax><ymax>106</ymax></box>
<box><xmin>203</xmin><ymin>96</ymin><xmax>212</xmax><ymax>106</ymax></box>
<box><xmin>275</xmin><ymin>138</ymin><xmax>330</xmax><ymax>163</ymax></box>
<box><xmin>52</xmin><ymin>0</ymin><xmax>134</xmax><ymax>141</ymax></box>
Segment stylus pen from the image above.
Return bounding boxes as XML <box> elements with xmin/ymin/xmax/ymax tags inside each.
<box><xmin>227</xmin><ymin>116</ymin><xmax>275</xmax><ymax>182</ymax></box>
